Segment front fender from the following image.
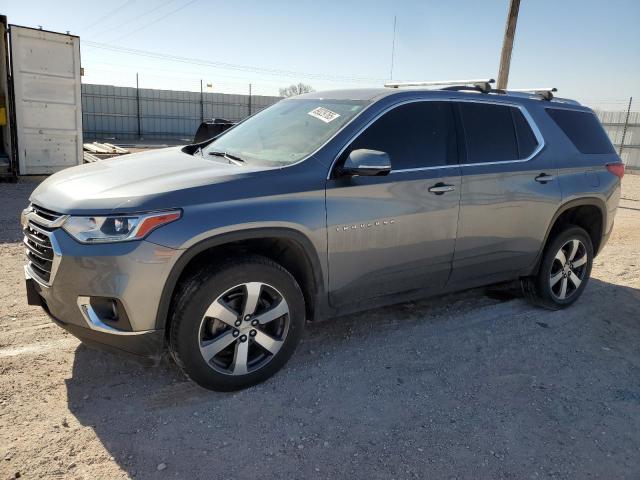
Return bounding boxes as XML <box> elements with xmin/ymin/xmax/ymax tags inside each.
<box><xmin>152</xmin><ymin>226</ymin><xmax>327</xmax><ymax>330</ymax></box>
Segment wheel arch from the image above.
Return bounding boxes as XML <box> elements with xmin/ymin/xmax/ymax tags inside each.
<box><xmin>155</xmin><ymin>227</ymin><xmax>326</xmax><ymax>333</ymax></box>
<box><xmin>528</xmin><ymin>197</ymin><xmax>607</xmax><ymax>276</ymax></box>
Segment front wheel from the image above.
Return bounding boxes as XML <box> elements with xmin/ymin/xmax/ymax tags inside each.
<box><xmin>169</xmin><ymin>256</ymin><xmax>305</xmax><ymax>391</ymax></box>
<box><xmin>522</xmin><ymin>225</ymin><xmax>593</xmax><ymax>310</ymax></box>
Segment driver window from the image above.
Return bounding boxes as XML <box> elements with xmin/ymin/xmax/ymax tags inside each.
<box><xmin>342</xmin><ymin>101</ymin><xmax>457</xmax><ymax>171</ymax></box>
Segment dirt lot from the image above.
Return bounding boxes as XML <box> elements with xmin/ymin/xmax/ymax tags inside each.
<box><xmin>1</xmin><ymin>176</ymin><xmax>639</xmax><ymax>480</ymax></box>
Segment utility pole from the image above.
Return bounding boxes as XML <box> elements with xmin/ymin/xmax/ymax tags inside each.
<box><xmin>200</xmin><ymin>79</ymin><xmax>204</xmax><ymax>123</ymax></box>
<box><xmin>497</xmin><ymin>0</ymin><xmax>521</xmax><ymax>90</ymax></box>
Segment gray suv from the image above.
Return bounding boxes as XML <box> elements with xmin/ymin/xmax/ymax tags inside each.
<box><xmin>22</xmin><ymin>82</ymin><xmax>623</xmax><ymax>391</ymax></box>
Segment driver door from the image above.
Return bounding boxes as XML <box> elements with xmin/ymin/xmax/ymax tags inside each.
<box><xmin>325</xmin><ymin>101</ymin><xmax>461</xmax><ymax>307</ymax></box>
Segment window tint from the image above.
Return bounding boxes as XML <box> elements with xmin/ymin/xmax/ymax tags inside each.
<box><xmin>458</xmin><ymin>103</ymin><xmax>518</xmax><ymax>163</ymax></box>
<box><xmin>546</xmin><ymin>108</ymin><xmax>614</xmax><ymax>154</ymax></box>
<box><xmin>511</xmin><ymin>108</ymin><xmax>538</xmax><ymax>158</ymax></box>
<box><xmin>346</xmin><ymin>101</ymin><xmax>456</xmax><ymax>170</ymax></box>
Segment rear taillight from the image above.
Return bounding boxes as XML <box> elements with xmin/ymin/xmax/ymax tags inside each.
<box><xmin>606</xmin><ymin>163</ymin><xmax>625</xmax><ymax>179</ymax></box>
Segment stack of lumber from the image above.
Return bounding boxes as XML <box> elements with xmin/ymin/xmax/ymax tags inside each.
<box><xmin>82</xmin><ymin>142</ymin><xmax>130</xmax><ymax>163</ymax></box>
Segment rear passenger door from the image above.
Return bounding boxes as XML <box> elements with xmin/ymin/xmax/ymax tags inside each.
<box><xmin>326</xmin><ymin>101</ymin><xmax>461</xmax><ymax>307</ymax></box>
<box><xmin>449</xmin><ymin>101</ymin><xmax>561</xmax><ymax>286</ymax></box>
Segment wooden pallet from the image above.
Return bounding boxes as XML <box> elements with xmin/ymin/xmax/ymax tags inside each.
<box><xmin>82</xmin><ymin>142</ymin><xmax>130</xmax><ymax>162</ymax></box>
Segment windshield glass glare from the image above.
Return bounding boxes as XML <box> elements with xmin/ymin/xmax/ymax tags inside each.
<box><xmin>203</xmin><ymin>99</ymin><xmax>368</xmax><ymax>166</ymax></box>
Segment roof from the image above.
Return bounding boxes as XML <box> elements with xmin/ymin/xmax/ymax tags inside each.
<box><xmin>295</xmin><ymin>88</ymin><xmax>390</xmax><ymax>101</ymax></box>
<box><xmin>293</xmin><ymin>87</ymin><xmax>582</xmax><ymax>107</ymax></box>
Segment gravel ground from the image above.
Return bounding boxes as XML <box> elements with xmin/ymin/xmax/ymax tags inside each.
<box><xmin>1</xmin><ymin>176</ymin><xmax>640</xmax><ymax>480</ymax></box>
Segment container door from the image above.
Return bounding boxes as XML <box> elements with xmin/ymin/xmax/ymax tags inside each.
<box><xmin>9</xmin><ymin>25</ymin><xmax>82</xmax><ymax>174</ymax></box>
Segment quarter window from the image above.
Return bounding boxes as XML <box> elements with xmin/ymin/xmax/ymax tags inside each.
<box><xmin>345</xmin><ymin>101</ymin><xmax>457</xmax><ymax>170</ymax></box>
<box><xmin>546</xmin><ymin>108</ymin><xmax>614</xmax><ymax>154</ymax></box>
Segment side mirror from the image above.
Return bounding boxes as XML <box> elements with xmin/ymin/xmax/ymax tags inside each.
<box><xmin>340</xmin><ymin>149</ymin><xmax>392</xmax><ymax>177</ymax></box>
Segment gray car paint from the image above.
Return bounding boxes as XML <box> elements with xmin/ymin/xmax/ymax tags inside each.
<box><xmin>25</xmin><ymin>88</ymin><xmax>622</xmax><ymax>351</ymax></box>
<box><xmin>326</xmin><ymin>168</ymin><xmax>462</xmax><ymax>307</ymax></box>
<box><xmin>450</xmin><ymin>101</ymin><xmax>563</xmax><ymax>285</ymax></box>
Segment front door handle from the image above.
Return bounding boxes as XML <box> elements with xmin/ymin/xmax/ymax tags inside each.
<box><xmin>428</xmin><ymin>183</ymin><xmax>456</xmax><ymax>195</ymax></box>
<box><xmin>535</xmin><ymin>173</ymin><xmax>555</xmax><ymax>184</ymax></box>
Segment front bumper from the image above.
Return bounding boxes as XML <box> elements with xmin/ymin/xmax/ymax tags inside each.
<box><xmin>27</xmin><ymin>274</ymin><xmax>164</xmax><ymax>364</ymax></box>
<box><xmin>24</xmin><ymin>227</ymin><xmax>180</xmax><ymax>363</ymax></box>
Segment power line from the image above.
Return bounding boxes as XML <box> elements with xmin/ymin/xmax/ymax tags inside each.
<box><xmin>86</xmin><ymin>61</ymin><xmax>295</xmax><ymax>88</ymax></box>
<box><xmin>82</xmin><ymin>40</ymin><xmax>386</xmax><ymax>84</ymax></box>
<box><xmin>79</xmin><ymin>0</ymin><xmax>138</xmax><ymax>32</ymax></box>
<box><xmin>110</xmin><ymin>0</ymin><xmax>200</xmax><ymax>43</ymax></box>
<box><xmin>89</xmin><ymin>0</ymin><xmax>175</xmax><ymax>39</ymax></box>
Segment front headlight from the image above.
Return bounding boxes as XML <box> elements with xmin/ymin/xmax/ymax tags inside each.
<box><xmin>62</xmin><ymin>210</ymin><xmax>181</xmax><ymax>243</ymax></box>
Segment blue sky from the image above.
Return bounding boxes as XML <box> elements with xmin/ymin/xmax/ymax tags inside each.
<box><xmin>1</xmin><ymin>0</ymin><xmax>638</xmax><ymax>109</ymax></box>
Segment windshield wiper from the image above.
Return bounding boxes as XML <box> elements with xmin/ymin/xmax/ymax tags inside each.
<box><xmin>208</xmin><ymin>150</ymin><xmax>245</xmax><ymax>166</ymax></box>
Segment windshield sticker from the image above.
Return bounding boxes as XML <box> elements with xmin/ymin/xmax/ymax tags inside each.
<box><xmin>308</xmin><ymin>107</ymin><xmax>341</xmax><ymax>123</ymax></box>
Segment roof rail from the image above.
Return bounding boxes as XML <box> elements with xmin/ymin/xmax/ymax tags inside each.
<box><xmin>384</xmin><ymin>78</ymin><xmax>495</xmax><ymax>93</ymax></box>
<box><xmin>510</xmin><ymin>87</ymin><xmax>557</xmax><ymax>101</ymax></box>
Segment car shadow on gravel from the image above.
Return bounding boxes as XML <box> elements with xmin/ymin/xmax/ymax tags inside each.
<box><xmin>64</xmin><ymin>279</ymin><xmax>640</xmax><ymax>479</ymax></box>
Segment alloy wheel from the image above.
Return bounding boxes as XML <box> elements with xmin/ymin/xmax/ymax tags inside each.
<box><xmin>549</xmin><ymin>239</ymin><xmax>588</xmax><ymax>300</ymax></box>
<box><xmin>198</xmin><ymin>282</ymin><xmax>290</xmax><ymax>375</ymax></box>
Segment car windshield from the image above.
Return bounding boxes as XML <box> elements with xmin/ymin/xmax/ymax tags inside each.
<box><xmin>202</xmin><ymin>98</ymin><xmax>368</xmax><ymax>166</ymax></box>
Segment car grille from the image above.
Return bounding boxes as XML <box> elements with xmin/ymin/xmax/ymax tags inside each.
<box><xmin>31</xmin><ymin>204</ymin><xmax>64</xmax><ymax>222</ymax></box>
<box><xmin>23</xmin><ymin>205</ymin><xmax>64</xmax><ymax>284</ymax></box>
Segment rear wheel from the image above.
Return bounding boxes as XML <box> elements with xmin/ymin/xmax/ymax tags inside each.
<box><xmin>169</xmin><ymin>256</ymin><xmax>305</xmax><ymax>391</ymax></box>
<box><xmin>522</xmin><ymin>225</ymin><xmax>593</xmax><ymax>310</ymax></box>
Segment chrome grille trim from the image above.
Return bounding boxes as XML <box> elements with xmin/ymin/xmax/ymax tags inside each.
<box><xmin>22</xmin><ymin>204</ymin><xmax>65</xmax><ymax>286</ymax></box>
<box><xmin>23</xmin><ymin>204</ymin><xmax>69</xmax><ymax>229</ymax></box>
<box><xmin>23</xmin><ymin>237</ymin><xmax>52</xmax><ymax>262</ymax></box>
<box><xmin>32</xmin><ymin>204</ymin><xmax>64</xmax><ymax>222</ymax></box>
<box><xmin>24</xmin><ymin>227</ymin><xmax>51</xmax><ymax>249</ymax></box>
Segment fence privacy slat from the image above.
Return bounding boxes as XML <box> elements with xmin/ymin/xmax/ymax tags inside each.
<box><xmin>82</xmin><ymin>83</ymin><xmax>281</xmax><ymax>141</ymax></box>
<box><xmin>595</xmin><ymin>106</ymin><xmax>639</xmax><ymax>168</ymax></box>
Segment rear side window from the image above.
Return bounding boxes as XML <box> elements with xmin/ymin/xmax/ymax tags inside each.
<box><xmin>458</xmin><ymin>103</ymin><xmax>519</xmax><ymax>163</ymax></box>
<box><xmin>346</xmin><ymin>101</ymin><xmax>456</xmax><ymax>170</ymax></box>
<box><xmin>546</xmin><ymin>108</ymin><xmax>614</xmax><ymax>154</ymax></box>
<box><xmin>511</xmin><ymin>109</ymin><xmax>538</xmax><ymax>158</ymax></box>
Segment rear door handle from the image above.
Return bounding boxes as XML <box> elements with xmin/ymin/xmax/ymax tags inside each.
<box><xmin>428</xmin><ymin>183</ymin><xmax>456</xmax><ymax>195</ymax></box>
<box><xmin>535</xmin><ymin>173</ymin><xmax>555</xmax><ymax>183</ymax></box>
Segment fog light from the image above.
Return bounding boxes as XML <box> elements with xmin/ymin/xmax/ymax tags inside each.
<box><xmin>77</xmin><ymin>296</ymin><xmax>133</xmax><ymax>333</ymax></box>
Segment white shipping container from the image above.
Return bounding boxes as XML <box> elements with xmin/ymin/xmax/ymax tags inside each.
<box><xmin>10</xmin><ymin>26</ymin><xmax>82</xmax><ymax>174</ymax></box>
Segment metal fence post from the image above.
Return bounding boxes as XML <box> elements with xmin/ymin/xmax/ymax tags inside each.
<box><xmin>200</xmin><ymin>79</ymin><xmax>204</xmax><ymax>123</ymax></box>
<box><xmin>619</xmin><ymin>96</ymin><xmax>633</xmax><ymax>158</ymax></box>
<box><xmin>248</xmin><ymin>83</ymin><xmax>252</xmax><ymax>117</ymax></box>
<box><xmin>136</xmin><ymin>73</ymin><xmax>141</xmax><ymax>139</ymax></box>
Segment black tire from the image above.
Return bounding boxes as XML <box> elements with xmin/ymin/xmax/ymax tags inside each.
<box><xmin>169</xmin><ymin>255</ymin><xmax>305</xmax><ymax>391</ymax></box>
<box><xmin>522</xmin><ymin>225</ymin><xmax>593</xmax><ymax>310</ymax></box>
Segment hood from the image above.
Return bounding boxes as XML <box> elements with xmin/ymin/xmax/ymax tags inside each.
<box><xmin>30</xmin><ymin>147</ymin><xmax>271</xmax><ymax>214</ymax></box>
